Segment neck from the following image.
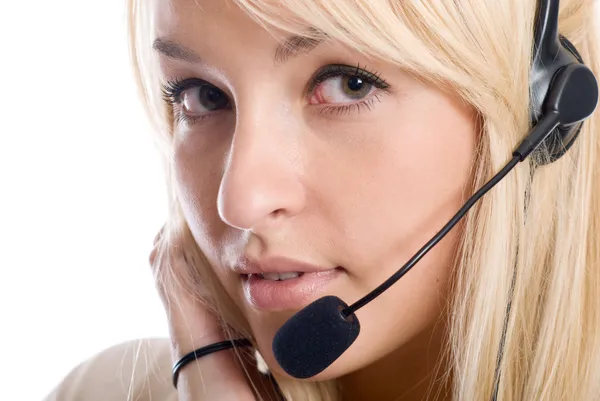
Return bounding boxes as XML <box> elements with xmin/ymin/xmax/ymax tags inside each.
<box><xmin>338</xmin><ymin>319</ymin><xmax>451</xmax><ymax>401</ymax></box>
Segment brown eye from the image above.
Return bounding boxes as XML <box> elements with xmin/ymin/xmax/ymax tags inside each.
<box><xmin>310</xmin><ymin>75</ymin><xmax>375</xmax><ymax>104</ymax></box>
<box><xmin>181</xmin><ymin>85</ymin><xmax>230</xmax><ymax>115</ymax></box>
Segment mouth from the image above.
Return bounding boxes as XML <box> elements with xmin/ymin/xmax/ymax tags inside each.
<box><xmin>241</xmin><ymin>268</ymin><xmax>343</xmax><ymax>311</ymax></box>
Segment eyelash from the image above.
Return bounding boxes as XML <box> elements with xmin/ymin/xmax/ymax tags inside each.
<box><xmin>161</xmin><ymin>63</ymin><xmax>390</xmax><ymax>125</ymax></box>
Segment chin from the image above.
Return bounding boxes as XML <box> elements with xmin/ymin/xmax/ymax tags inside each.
<box><xmin>263</xmin><ymin>352</ymin><xmax>358</xmax><ymax>382</ymax></box>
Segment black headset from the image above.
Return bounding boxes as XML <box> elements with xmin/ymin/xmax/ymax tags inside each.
<box><xmin>270</xmin><ymin>0</ymin><xmax>598</xmax><ymax>397</ymax></box>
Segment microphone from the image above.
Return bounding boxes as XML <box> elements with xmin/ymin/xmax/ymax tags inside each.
<box><xmin>272</xmin><ymin>63</ymin><xmax>598</xmax><ymax>379</ymax></box>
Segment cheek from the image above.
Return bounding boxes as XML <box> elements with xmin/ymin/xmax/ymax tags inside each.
<box><xmin>172</xmin><ymin>137</ymin><xmax>246</xmax><ymax>302</ymax></box>
<box><xmin>381</xmin><ymin>91</ymin><xmax>475</xmax><ymax>208</ymax></box>
<box><xmin>381</xmin><ymin>98</ymin><xmax>476</xmax><ymax>246</ymax></box>
<box><xmin>172</xmin><ymin>133</ymin><xmax>227</xmax><ymax>253</ymax></box>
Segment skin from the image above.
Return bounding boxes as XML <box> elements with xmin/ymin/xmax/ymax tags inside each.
<box><xmin>154</xmin><ymin>0</ymin><xmax>477</xmax><ymax>399</ymax></box>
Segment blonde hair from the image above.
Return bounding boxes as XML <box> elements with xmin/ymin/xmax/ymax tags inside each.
<box><xmin>127</xmin><ymin>0</ymin><xmax>600</xmax><ymax>399</ymax></box>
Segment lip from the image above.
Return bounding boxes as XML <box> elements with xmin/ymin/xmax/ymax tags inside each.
<box><xmin>241</xmin><ymin>269</ymin><xmax>342</xmax><ymax>311</ymax></box>
<box><xmin>235</xmin><ymin>256</ymin><xmax>334</xmax><ymax>275</ymax></box>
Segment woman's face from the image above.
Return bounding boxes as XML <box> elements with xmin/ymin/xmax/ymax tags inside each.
<box><xmin>154</xmin><ymin>0</ymin><xmax>476</xmax><ymax>379</ymax></box>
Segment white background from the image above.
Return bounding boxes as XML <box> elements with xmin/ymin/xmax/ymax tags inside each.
<box><xmin>0</xmin><ymin>2</ymin><xmax>169</xmax><ymax>400</ymax></box>
<box><xmin>0</xmin><ymin>2</ymin><xmax>599</xmax><ymax>401</ymax></box>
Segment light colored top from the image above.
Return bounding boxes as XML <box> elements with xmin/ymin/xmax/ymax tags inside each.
<box><xmin>43</xmin><ymin>338</ymin><xmax>178</xmax><ymax>401</ymax></box>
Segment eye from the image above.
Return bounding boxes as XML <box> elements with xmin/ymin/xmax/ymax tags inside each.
<box><xmin>180</xmin><ymin>85</ymin><xmax>229</xmax><ymax>115</ymax></box>
<box><xmin>309</xmin><ymin>75</ymin><xmax>375</xmax><ymax>104</ymax></box>
<box><xmin>308</xmin><ymin>64</ymin><xmax>389</xmax><ymax>106</ymax></box>
<box><xmin>161</xmin><ymin>78</ymin><xmax>231</xmax><ymax>122</ymax></box>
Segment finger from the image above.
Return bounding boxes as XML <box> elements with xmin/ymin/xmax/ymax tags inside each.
<box><xmin>149</xmin><ymin>246</ymin><xmax>158</xmax><ymax>267</ymax></box>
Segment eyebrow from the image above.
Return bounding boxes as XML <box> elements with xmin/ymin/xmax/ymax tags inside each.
<box><xmin>273</xmin><ymin>33</ymin><xmax>326</xmax><ymax>64</ymax></box>
<box><xmin>152</xmin><ymin>38</ymin><xmax>201</xmax><ymax>63</ymax></box>
<box><xmin>152</xmin><ymin>31</ymin><xmax>326</xmax><ymax>65</ymax></box>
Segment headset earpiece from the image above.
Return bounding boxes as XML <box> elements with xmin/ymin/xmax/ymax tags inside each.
<box><xmin>528</xmin><ymin>0</ymin><xmax>598</xmax><ymax>164</ymax></box>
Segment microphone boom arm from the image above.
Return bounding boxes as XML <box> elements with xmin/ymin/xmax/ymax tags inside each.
<box><xmin>342</xmin><ymin>154</ymin><xmax>522</xmax><ymax>317</ymax></box>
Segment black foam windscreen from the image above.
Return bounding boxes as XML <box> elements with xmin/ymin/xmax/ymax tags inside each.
<box><xmin>272</xmin><ymin>295</ymin><xmax>360</xmax><ymax>379</ymax></box>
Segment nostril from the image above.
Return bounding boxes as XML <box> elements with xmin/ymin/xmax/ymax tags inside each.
<box><xmin>271</xmin><ymin>208</ymin><xmax>285</xmax><ymax>218</ymax></box>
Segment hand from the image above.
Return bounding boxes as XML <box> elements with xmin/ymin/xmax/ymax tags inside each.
<box><xmin>150</xmin><ymin>225</ymin><xmax>224</xmax><ymax>349</ymax></box>
<box><xmin>150</xmin><ymin>225</ymin><xmax>257</xmax><ymax>401</ymax></box>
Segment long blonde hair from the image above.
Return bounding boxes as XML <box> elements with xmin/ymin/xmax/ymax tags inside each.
<box><xmin>127</xmin><ymin>0</ymin><xmax>600</xmax><ymax>399</ymax></box>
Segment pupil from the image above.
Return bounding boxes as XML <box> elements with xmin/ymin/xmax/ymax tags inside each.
<box><xmin>346</xmin><ymin>76</ymin><xmax>363</xmax><ymax>91</ymax></box>
<box><xmin>200</xmin><ymin>86</ymin><xmax>227</xmax><ymax>110</ymax></box>
<box><xmin>206</xmin><ymin>88</ymin><xmax>222</xmax><ymax>102</ymax></box>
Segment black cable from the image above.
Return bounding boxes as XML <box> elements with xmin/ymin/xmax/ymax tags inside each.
<box><xmin>490</xmin><ymin>265</ymin><xmax>518</xmax><ymax>401</ymax></box>
<box><xmin>490</xmin><ymin>172</ymin><xmax>533</xmax><ymax>401</ymax></box>
<box><xmin>343</xmin><ymin>155</ymin><xmax>522</xmax><ymax>317</ymax></box>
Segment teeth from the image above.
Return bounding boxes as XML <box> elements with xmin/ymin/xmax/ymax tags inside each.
<box><xmin>279</xmin><ymin>272</ymin><xmax>301</xmax><ymax>280</ymax></box>
<box><xmin>262</xmin><ymin>273</ymin><xmax>281</xmax><ymax>281</ymax></box>
<box><xmin>259</xmin><ymin>272</ymin><xmax>301</xmax><ymax>281</ymax></box>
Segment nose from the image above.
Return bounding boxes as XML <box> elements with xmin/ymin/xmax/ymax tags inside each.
<box><xmin>217</xmin><ymin>105</ymin><xmax>306</xmax><ymax>232</ymax></box>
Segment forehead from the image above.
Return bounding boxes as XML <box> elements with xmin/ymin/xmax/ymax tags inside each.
<box><xmin>151</xmin><ymin>0</ymin><xmax>343</xmax><ymax>79</ymax></box>
<box><xmin>154</xmin><ymin>0</ymin><xmax>294</xmax><ymax>48</ymax></box>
